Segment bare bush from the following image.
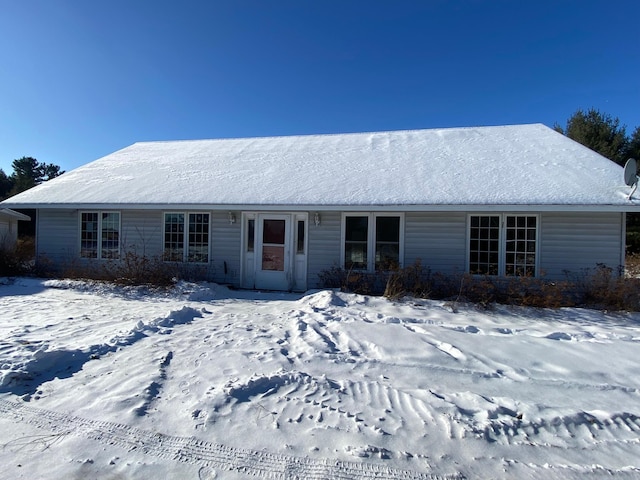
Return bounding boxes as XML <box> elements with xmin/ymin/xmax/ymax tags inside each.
<box><xmin>0</xmin><ymin>237</ymin><xmax>36</xmax><ymax>276</ymax></box>
<box><xmin>319</xmin><ymin>261</ymin><xmax>640</xmax><ymax>311</ymax></box>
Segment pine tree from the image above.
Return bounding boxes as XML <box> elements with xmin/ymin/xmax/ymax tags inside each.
<box><xmin>0</xmin><ymin>169</ymin><xmax>13</xmax><ymax>200</ymax></box>
<box><xmin>554</xmin><ymin>108</ymin><xmax>629</xmax><ymax>165</ymax></box>
<box><xmin>8</xmin><ymin>157</ymin><xmax>64</xmax><ymax>197</ymax></box>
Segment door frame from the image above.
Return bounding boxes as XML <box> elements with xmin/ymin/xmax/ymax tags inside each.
<box><xmin>240</xmin><ymin>212</ymin><xmax>308</xmax><ymax>291</ymax></box>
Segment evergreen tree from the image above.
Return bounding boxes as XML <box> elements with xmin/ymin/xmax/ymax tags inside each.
<box><xmin>0</xmin><ymin>169</ymin><xmax>13</xmax><ymax>200</ymax></box>
<box><xmin>625</xmin><ymin>126</ymin><xmax>640</xmax><ymax>162</ymax></box>
<box><xmin>554</xmin><ymin>108</ymin><xmax>629</xmax><ymax>165</ymax></box>
<box><xmin>8</xmin><ymin>156</ymin><xmax>64</xmax><ymax>197</ymax></box>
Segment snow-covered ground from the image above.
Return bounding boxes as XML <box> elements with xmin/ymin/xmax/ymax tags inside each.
<box><xmin>1</xmin><ymin>278</ymin><xmax>639</xmax><ymax>479</ymax></box>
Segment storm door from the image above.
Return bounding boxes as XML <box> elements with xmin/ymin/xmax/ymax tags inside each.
<box><xmin>255</xmin><ymin>214</ymin><xmax>292</xmax><ymax>290</ymax></box>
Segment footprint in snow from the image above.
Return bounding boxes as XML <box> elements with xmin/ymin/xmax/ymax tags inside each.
<box><xmin>546</xmin><ymin>332</ymin><xmax>573</xmax><ymax>341</ymax></box>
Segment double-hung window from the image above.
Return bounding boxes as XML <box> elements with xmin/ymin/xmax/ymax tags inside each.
<box><xmin>343</xmin><ymin>213</ymin><xmax>403</xmax><ymax>271</ymax></box>
<box><xmin>80</xmin><ymin>211</ymin><xmax>121</xmax><ymax>259</ymax></box>
<box><xmin>163</xmin><ymin>213</ymin><xmax>210</xmax><ymax>263</ymax></box>
<box><xmin>468</xmin><ymin>214</ymin><xmax>538</xmax><ymax>276</ymax></box>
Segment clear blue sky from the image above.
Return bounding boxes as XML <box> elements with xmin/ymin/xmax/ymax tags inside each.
<box><xmin>1</xmin><ymin>1</ymin><xmax>638</xmax><ymax>175</ymax></box>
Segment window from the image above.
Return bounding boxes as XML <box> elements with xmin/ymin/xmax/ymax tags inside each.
<box><xmin>163</xmin><ymin>213</ymin><xmax>209</xmax><ymax>262</ymax></box>
<box><xmin>344</xmin><ymin>216</ymin><xmax>368</xmax><ymax>269</ymax></box>
<box><xmin>469</xmin><ymin>215</ymin><xmax>500</xmax><ymax>275</ymax></box>
<box><xmin>375</xmin><ymin>216</ymin><xmax>400</xmax><ymax>270</ymax></box>
<box><xmin>296</xmin><ymin>220</ymin><xmax>305</xmax><ymax>254</ymax></box>
<box><xmin>343</xmin><ymin>214</ymin><xmax>403</xmax><ymax>271</ymax></box>
<box><xmin>80</xmin><ymin>211</ymin><xmax>120</xmax><ymax>259</ymax></box>
<box><xmin>246</xmin><ymin>218</ymin><xmax>255</xmax><ymax>252</ymax></box>
<box><xmin>505</xmin><ymin>216</ymin><xmax>537</xmax><ymax>276</ymax></box>
<box><xmin>468</xmin><ymin>214</ymin><xmax>538</xmax><ymax>276</ymax></box>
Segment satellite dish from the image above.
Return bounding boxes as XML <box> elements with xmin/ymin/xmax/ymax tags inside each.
<box><xmin>624</xmin><ymin>158</ymin><xmax>639</xmax><ymax>199</ymax></box>
<box><xmin>624</xmin><ymin>158</ymin><xmax>638</xmax><ymax>186</ymax></box>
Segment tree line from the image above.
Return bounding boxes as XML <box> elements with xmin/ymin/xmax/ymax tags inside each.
<box><xmin>554</xmin><ymin>108</ymin><xmax>640</xmax><ymax>166</ymax></box>
<box><xmin>0</xmin><ymin>157</ymin><xmax>64</xmax><ymax>201</ymax></box>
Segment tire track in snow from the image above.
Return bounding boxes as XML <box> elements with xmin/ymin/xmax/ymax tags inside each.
<box><xmin>0</xmin><ymin>399</ymin><xmax>463</xmax><ymax>480</ymax></box>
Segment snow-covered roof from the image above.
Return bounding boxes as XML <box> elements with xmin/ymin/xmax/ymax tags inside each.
<box><xmin>2</xmin><ymin>124</ymin><xmax>637</xmax><ymax>211</ymax></box>
<box><xmin>0</xmin><ymin>209</ymin><xmax>31</xmax><ymax>221</ymax></box>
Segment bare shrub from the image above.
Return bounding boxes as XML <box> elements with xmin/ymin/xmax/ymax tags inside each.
<box><xmin>319</xmin><ymin>261</ymin><xmax>640</xmax><ymax>311</ymax></box>
<box><xmin>101</xmin><ymin>249</ymin><xmax>177</xmax><ymax>286</ymax></box>
<box><xmin>384</xmin><ymin>260</ymin><xmax>432</xmax><ymax>299</ymax></box>
<box><xmin>0</xmin><ymin>237</ymin><xmax>36</xmax><ymax>276</ymax></box>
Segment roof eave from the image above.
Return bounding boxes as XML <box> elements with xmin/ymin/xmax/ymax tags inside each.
<box><xmin>0</xmin><ymin>208</ymin><xmax>31</xmax><ymax>221</ymax></box>
<box><xmin>2</xmin><ymin>202</ymin><xmax>639</xmax><ymax>213</ymax></box>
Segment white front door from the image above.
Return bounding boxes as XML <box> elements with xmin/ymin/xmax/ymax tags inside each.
<box><xmin>255</xmin><ymin>214</ymin><xmax>292</xmax><ymax>290</ymax></box>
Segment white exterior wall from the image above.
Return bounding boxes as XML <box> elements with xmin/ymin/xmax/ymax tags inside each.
<box><xmin>35</xmin><ymin>209</ymin><xmax>626</xmax><ymax>287</ymax></box>
<box><xmin>404</xmin><ymin>212</ymin><xmax>467</xmax><ymax>274</ymax></box>
<box><xmin>36</xmin><ymin>209</ymin><xmax>240</xmax><ymax>283</ymax></box>
<box><xmin>210</xmin><ymin>211</ymin><xmax>241</xmax><ymax>286</ymax></box>
<box><xmin>306</xmin><ymin>211</ymin><xmax>341</xmax><ymax>289</ymax></box>
<box><xmin>37</xmin><ymin>209</ymin><xmax>79</xmax><ymax>263</ymax></box>
<box><xmin>539</xmin><ymin>212</ymin><xmax>625</xmax><ymax>279</ymax></box>
<box><xmin>120</xmin><ymin>210</ymin><xmax>163</xmax><ymax>257</ymax></box>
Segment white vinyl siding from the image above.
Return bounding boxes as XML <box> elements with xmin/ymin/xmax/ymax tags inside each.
<box><xmin>210</xmin><ymin>211</ymin><xmax>241</xmax><ymax>285</ymax></box>
<box><xmin>307</xmin><ymin>211</ymin><xmax>341</xmax><ymax>288</ymax></box>
<box><xmin>404</xmin><ymin>212</ymin><xmax>467</xmax><ymax>274</ymax></box>
<box><xmin>119</xmin><ymin>211</ymin><xmax>163</xmax><ymax>257</ymax></box>
<box><xmin>36</xmin><ymin>209</ymin><xmax>78</xmax><ymax>263</ymax></box>
<box><xmin>31</xmin><ymin>209</ymin><xmax>627</xmax><ymax>288</ymax></box>
<box><xmin>539</xmin><ymin>212</ymin><xmax>624</xmax><ymax>278</ymax></box>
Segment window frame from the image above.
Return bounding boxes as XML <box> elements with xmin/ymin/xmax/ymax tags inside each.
<box><xmin>341</xmin><ymin>212</ymin><xmax>404</xmax><ymax>272</ymax></box>
<box><xmin>79</xmin><ymin>211</ymin><xmax>121</xmax><ymax>260</ymax></box>
<box><xmin>163</xmin><ymin>212</ymin><xmax>211</xmax><ymax>263</ymax></box>
<box><xmin>466</xmin><ymin>213</ymin><xmax>539</xmax><ymax>277</ymax></box>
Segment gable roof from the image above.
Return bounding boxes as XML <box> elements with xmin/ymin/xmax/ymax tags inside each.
<box><xmin>1</xmin><ymin>123</ymin><xmax>637</xmax><ymax>211</ymax></box>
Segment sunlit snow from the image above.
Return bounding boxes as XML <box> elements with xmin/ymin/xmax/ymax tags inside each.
<box><xmin>1</xmin><ymin>278</ymin><xmax>639</xmax><ymax>479</ymax></box>
<box><xmin>2</xmin><ymin>124</ymin><xmax>636</xmax><ymax>208</ymax></box>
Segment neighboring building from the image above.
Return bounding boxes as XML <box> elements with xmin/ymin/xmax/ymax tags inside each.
<box><xmin>1</xmin><ymin>124</ymin><xmax>638</xmax><ymax>290</ymax></box>
<box><xmin>0</xmin><ymin>209</ymin><xmax>30</xmax><ymax>249</ymax></box>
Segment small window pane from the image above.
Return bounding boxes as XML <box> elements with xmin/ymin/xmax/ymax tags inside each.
<box><xmin>345</xmin><ymin>216</ymin><xmax>368</xmax><ymax>269</ymax></box>
<box><xmin>345</xmin><ymin>216</ymin><xmax>368</xmax><ymax>242</ymax></box>
<box><xmin>375</xmin><ymin>217</ymin><xmax>399</xmax><ymax>242</ymax></box>
<box><xmin>262</xmin><ymin>245</ymin><xmax>285</xmax><ymax>271</ymax></box>
<box><xmin>296</xmin><ymin>220</ymin><xmax>305</xmax><ymax>254</ymax></box>
<box><xmin>263</xmin><ymin>219</ymin><xmax>285</xmax><ymax>244</ymax></box>
<box><xmin>345</xmin><ymin>243</ymin><xmax>367</xmax><ymax>270</ymax></box>
<box><xmin>375</xmin><ymin>216</ymin><xmax>400</xmax><ymax>270</ymax></box>
<box><xmin>247</xmin><ymin>219</ymin><xmax>255</xmax><ymax>252</ymax></box>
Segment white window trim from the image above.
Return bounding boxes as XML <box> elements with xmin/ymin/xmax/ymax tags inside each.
<box><xmin>162</xmin><ymin>212</ymin><xmax>211</xmax><ymax>263</ymax></box>
<box><xmin>341</xmin><ymin>212</ymin><xmax>405</xmax><ymax>271</ymax></box>
<box><xmin>79</xmin><ymin>210</ymin><xmax>121</xmax><ymax>260</ymax></box>
<box><xmin>466</xmin><ymin>213</ymin><xmax>540</xmax><ymax>277</ymax></box>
